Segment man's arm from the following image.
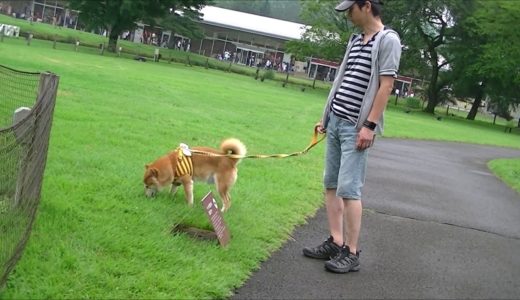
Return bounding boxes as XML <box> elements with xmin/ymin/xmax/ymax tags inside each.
<box><xmin>356</xmin><ymin>75</ymin><xmax>395</xmax><ymax>150</ymax></box>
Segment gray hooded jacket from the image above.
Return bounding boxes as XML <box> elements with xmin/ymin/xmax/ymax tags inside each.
<box><xmin>321</xmin><ymin>28</ymin><xmax>401</xmax><ymax>135</ymax></box>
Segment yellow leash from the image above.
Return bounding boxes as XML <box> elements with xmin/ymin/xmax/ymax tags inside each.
<box><xmin>190</xmin><ymin>125</ymin><xmax>325</xmax><ymax>159</ymax></box>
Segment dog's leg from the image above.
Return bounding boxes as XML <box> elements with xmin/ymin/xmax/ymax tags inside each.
<box><xmin>220</xmin><ymin>191</ymin><xmax>231</xmax><ymax>213</ymax></box>
<box><xmin>182</xmin><ymin>178</ymin><xmax>194</xmax><ymax>207</ymax></box>
<box><xmin>216</xmin><ymin>170</ymin><xmax>237</xmax><ymax>212</ymax></box>
<box><xmin>170</xmin><ymin>182</ymin><xmax>181</xmax><ymax>197</ymax></box>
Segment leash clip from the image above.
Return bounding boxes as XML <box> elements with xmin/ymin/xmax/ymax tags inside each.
<box><xmin>179</xmin><ymin>143</ymin><xmax>192</xmax><ymax>156</ymax></box>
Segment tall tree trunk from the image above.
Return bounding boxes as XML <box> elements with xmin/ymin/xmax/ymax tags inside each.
<box><xmin>425</xmin><ymin>86</ymin><xmax>440</xmax><ymax>113</ymax></box>
<box><xmin>466</xmin><ymin>83</ymin><xmax>485</xmax><ymax>120</ymax></box>
<box><xmin>424</xmin><ymin>54</ymin><xmax>440</xmax><ymax>114</ymax></box>
<box><xmin>108</xmin><ymin>29</ymin><xmax>120</xmax><ymax>52</ymax></box>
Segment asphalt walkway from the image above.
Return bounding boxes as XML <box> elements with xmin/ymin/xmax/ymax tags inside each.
<box><xmin>232</xmin><ymin>138</ymin><xmax>520</xmax><ymax>299</ymax></box>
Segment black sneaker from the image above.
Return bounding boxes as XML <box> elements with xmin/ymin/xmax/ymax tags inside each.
<box><xmin>302</xmin><ymin>236</ymin><xmax>341</xmax><ymax>259</ymax></box>
<box><xmin>324</xmin><ymin>245</ymin><xmax>360</xmax><ymax>273</ymax></box>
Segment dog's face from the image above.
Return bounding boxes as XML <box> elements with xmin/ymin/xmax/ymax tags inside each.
<box><xmin>143</xmin><ymin>165</ymin><xmax>160</xmax><ymax>197</ymax></box>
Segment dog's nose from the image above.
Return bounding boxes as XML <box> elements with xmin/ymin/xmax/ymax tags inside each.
<box><xmin>145</xmin><ymin>189</ymin><xmax>157</xmax><ymax>198</ymax></box>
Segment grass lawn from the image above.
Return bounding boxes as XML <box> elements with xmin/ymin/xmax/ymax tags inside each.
<box><xmin>488</xmin><ymin>159</ymin><xmax>520</xmax><ymax>193</ymax></box>
<box><xmin>0</xmin><ymin>35</ymin><xmax>519</xmax><ymax>298</ymax></box>
<box><xmin>0</xmin><ymin>14</ymin><xmax>332</xmax><ymax>90</ymax></box>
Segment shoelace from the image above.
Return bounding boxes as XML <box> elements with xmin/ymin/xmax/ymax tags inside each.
<box><xmin>317</xmin><ymin>242</ymin><xmax>334</xmax><ymax>255</ymax></box>
<box><xmin>332</xmin><ymin>248</ymin><xmax>357</xmax><ymax>262</ymax></box>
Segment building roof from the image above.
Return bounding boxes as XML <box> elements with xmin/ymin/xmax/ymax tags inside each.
<box><xmin>199</xmin><ymin>6</ymin><xmax>308</xmax><ymax>41</ymax></box>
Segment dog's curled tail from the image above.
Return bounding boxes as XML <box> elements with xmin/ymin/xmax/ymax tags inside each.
<box><xmin>220</xmin><ymin>138</ymin><xmax>247</xmax><ymax>162</ymax></box>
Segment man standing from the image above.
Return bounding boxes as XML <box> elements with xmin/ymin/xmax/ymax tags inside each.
<box><xmin>303</xmin><ymin>0</ymin><xmax>401</xmax><ymax>273</ymax></box>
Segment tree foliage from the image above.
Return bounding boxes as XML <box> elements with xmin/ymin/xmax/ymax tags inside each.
<box><xmin>384</xmin><ymin>0</ymin><xmax>469</xmax><ymax>113</ymax></box>
<box><xmin>455</xmin><ymin>0</ymin><xmax>520</xmax><ymax>120</ymax></box>
<box><xmin>285</xmin><ymin>0</ymin><xmax>354</xmax><ymax>61</ymax></box>
<box><xmin>68</xmin><ymin>0</ymin><xmax>207</xmax><ymax>51</ymax></box>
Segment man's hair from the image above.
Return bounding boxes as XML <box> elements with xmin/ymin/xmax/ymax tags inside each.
<box><xmin>355</xmin><ymin>0</ymin><xmax>383</xmax><ymax>17</ymax></box>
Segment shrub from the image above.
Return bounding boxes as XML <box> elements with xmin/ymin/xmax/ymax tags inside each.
<box><xmin>263</xmin><ymin>69</ymin><xmax>275</xmax><ymax>80</ymax></box>
<box><xmin>405</xmin><ymin>97</ymin><xmax>422</xmax><ymax>109</ymax></box>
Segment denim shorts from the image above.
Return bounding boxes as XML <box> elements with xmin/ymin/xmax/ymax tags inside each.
<box><xmin>323</xmin><ymin>112</ymin><xmax>368</xmax><ymax>200</ymax></box>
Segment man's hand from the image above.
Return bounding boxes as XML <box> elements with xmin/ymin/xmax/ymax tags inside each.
<box><xmin>356</xmin><ymin>126</ymin><xmax>375</xmax><ymax>150</ymax></box>
<box><xmin>316</xmin><ymin>121</ymin><xmax>326</xmax><ymax>134</ymax></box>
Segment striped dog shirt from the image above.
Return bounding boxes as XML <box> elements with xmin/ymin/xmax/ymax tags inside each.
<box><xmin>174</xmin><ymin>147</ymin><xmax>193</xmax><ymax>178</ymax></box>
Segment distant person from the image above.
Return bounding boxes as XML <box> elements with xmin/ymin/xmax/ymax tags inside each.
<box><xmin>303</xmin><ymin>0</ymin><xmax>401</xmax><ymax>274</ymax></box>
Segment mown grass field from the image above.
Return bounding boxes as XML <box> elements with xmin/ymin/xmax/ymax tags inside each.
<box><xmin>0</xmin><ymin>33</ymin><xmax>519</xmax><ymax>298</ymax></box>
<box><xmin>0</xmin><ymin>14</ymin><xmax>332</xmax><ymax>90</ymax></box>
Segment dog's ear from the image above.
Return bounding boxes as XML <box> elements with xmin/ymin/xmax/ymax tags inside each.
<box><xmin>150</xmin><ymin>168</ymin><xmax>159</xmax><ymax>178</ymax></box>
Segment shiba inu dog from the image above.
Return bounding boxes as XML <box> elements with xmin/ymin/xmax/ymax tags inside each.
<box><xmin>143</xmin><ymin>138</ymin><xmax>246</xmax><ymax>212</ymax></box>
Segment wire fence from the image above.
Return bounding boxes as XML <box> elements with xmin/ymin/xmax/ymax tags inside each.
<box><xmin>0</xmin><ymin>64</ymin><xmax>59</xmax><ymax>288</ymax></box>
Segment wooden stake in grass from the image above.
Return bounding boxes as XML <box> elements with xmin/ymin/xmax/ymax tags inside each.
<box><xmin>27</xmin><ymin>32</ymin><xmax>33</xmax><ymax>46</ymax></box>
<box><xmin>283</xmin><ymin>71</ymin><xmax>289</xmax><ymax>87</ymax></box>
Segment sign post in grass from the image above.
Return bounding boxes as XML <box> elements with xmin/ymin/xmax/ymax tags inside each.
<box><xmin>171</xmin><ymin>192</ymin><xmax>230</xmax><ymax>247</ymax></box>
<box><xmin>201</xmin><ymin>192</ymin><xmax>230</xmax><ymax>247</ymax></box>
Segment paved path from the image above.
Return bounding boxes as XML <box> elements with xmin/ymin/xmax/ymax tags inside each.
<box><xmin>232</xmin><ymin>139</ymin><xmax>520</xmax><ymax>299</ymax></box>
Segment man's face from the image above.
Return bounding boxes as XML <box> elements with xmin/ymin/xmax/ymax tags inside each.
<box><xmin>346</xmin><ymin>1</ymin><xmax>367</xmax><ymax>25</ymax></box>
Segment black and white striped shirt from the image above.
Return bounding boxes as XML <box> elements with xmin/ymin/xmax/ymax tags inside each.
<box><xmin>331</xmin><ymin>32</ymin><xmax>379</xmax><ymax>123</ymax></box>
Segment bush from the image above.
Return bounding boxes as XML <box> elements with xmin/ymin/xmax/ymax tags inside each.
<box><xmin>405</xmin><ymin>97</ymin><xmax>422</xmax><ymax>109</ymax></box>
<box><xmin>263</xmin><ymin>69</ymin><xmax>275</xmax><ymax>80</ymax></box>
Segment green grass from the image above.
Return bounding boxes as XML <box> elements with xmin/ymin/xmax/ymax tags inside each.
<box><xmin>0</xmin><ymin>33</ymin><xmax>519</xmax><ymax>298</ymax></box>
<box><xmin>384</xmin><ymin>99</ymin><xmax>520</xmax><ymax>147</ymax></box>
<box><xmin>0</xmin><ymin>37</ymin><xmax>328</xmax><ymax>299</ymax></box>
<box><xmin>488</xmin><ymin>159</ymin><xmax>520</xmax><ymax>193</ymax></box>
<box><xmin>0</xmin><ymin>14</ymin><xmax>332</xmax><ymax>90</ymax></box>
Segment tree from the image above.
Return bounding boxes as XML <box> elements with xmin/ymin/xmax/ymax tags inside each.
<box><xmin>453</xmin><ymin>0</ymin><xmax>520</xmax><ymax>120</ymax></box>
<box><xmin>68</xmin><ymin>0</ymin><xmax>207</xmax><ymax>52</ymax></box>
<box><xmin>285</xmin><ymin>0</ymin><xmax>354</xmax><ymax>62</ymax></box>
<box><xmin>384</xmin><ymin>0</ymin><xmax>469</xmax><ymax>114</ymax></box>
<box><xmin>159</xmin><ymin>5</ymin><xmax>205</xmax><ymax>41</ymax></box>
